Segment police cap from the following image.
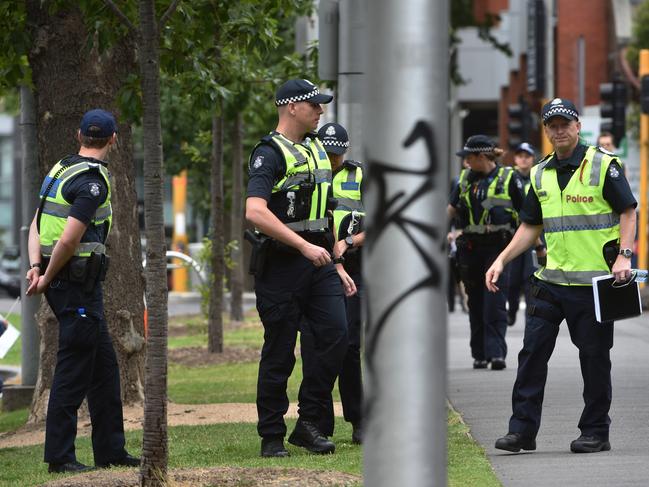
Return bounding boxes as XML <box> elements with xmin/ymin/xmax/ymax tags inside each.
<box><xmin>456</xmin><ymin>134</ymin><xmax>496</xmax><ymax>157</ymax></box>
<box><xmin>80</xmin><ymin>109</ymin><xmax>117</xmax><ymax>138</ymax></box>
<box><xmin>515</xmin><ymin>142</ymin><xmax>535</xmax><ymax>156</ymax></box>
<box><xmin>317</xmin><ymin>122</ymin><xmax>349</xmax><ymax>155</ymax></box>
<box><xmin>275</xmin><ymin>79</ymin><xmax>333</xmax><ymax>107</ymax></box>
<box><xmin>541</xmin><ymin>98</ymin><xmax>579</xmax><ymax>124</ymax></box>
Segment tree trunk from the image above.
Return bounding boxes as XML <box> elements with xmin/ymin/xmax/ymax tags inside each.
<box><xmin>208</xmin><ymin>111</ymin><xmax>225</xmax><ymax>353</ymax></box>
<box><xmin>229</xmin><ymin>111</ymin><xmax>244</xmax><ymax>322</ymax></box>
<box><xmin>138</xmin><ymin>0</ymin><xmax>168</xmax><ymax>485</ymax></box>
<box><xmin>25</xmin><ymin>3</ymin><xmax>144</xmax><ymax>424</ymax></box>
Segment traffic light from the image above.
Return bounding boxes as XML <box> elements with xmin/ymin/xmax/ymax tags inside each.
<box><xmin>599</xmin><ymin>79</ymin><xmax>627</xmax><ymax>146</ymax></box>
<box><xmin>507</xmin><ymin>97</ymin><xmax>532</xmax><ymax>149</ymax></box>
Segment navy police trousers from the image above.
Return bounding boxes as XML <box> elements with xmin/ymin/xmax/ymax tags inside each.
<box><xmin>44</xmin><ymin>280</ymin><xmax>127</xmax><ymax>465</ymax></box>
<box><xmin>508</xmin><ymin>277</ymin><xmax>614</xmax><ymax>441</ymax></box>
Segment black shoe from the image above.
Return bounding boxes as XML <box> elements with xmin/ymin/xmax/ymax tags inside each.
<box><xmin>288</xmin><ymin>419</ymin><xmax>335</xmax><ymax>454</ymax></box>
<box><xmin>507</xmin><ymin>312</ymin><xmax>516</xmax><ymax>327</ymax></box>
<box><xmin>351</xmin><ymin>422</ymin><xmax>363</xmax><ymax>445</ymax></box>
<box><xmin>48</xmin><ymin>461</ymin><xmax>93</xmax><ymax>474</ymax></box>
<box><xmin>96</xmin><ymin>454</ymin><xmax>141</xmax><ymax>468</ymax></box>
<box><xmin>260</xmin><ymin>437</ymin><xmax>290</xmax><ymax>458</ymax></box>
<box><xmin>490</xmin><ymin>358</ymin><xmax>506</xmax><ymax>370</ymax></box>
<box><xmin>494</xmin><ymin>433</ymin><xmax>536</xmax><ymax>452</ymax></box>
<box><xmin>473</xmin><ymin>359</ymin><xmax>488</xmax><ymax>369</ymax></box>
<box><xmin>570</xmin><ymin>435</ymin><xmax>611</xmax><ymax>453</ymax></box>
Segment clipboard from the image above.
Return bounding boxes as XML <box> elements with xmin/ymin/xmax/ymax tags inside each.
<box><xmin>0</xmin><ymin>322</ymin><xmax>19</xmax><ymax>359</ymax></box>
<box><xmin>591</xmin><ymin>273</ymin><xmax>642</xmax><ymax>323</ymax></box>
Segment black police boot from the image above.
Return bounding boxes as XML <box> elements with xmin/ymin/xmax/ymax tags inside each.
<box><xmin>260</xmin><ymin>437</ymin><xmax>290</xmax><ymax>458</ymax></box>
<box><xmin>490</xmin><ymin>358</ymin><xmax>506</xmax><ymax>370</ymax></box>
<box><xmin>570</xmin><ymin>435</ymin><xmax>611</xmax><ymax>453</ymax></box>
<box><xmin>473</xmin><ymin>359</ymin><xmax>488</xmax><ymax>369</ymax></box>
<box><xmin>351</xmin><ymin>422</ymin><xmax>363</xmax><ymax>445</ymax></box>
<box><xmin>96</xmin><ymin>453</ymin><xmax>141</xmax><ymax>468</ymax></box>
<box><xmin>48</xmin><ymin>460</ymin><xmax>94</xmax><ymax>474</ymax></box>
<box><xmin>494</xmin><ymin>433</ymin><xmax>536</xmax><ymax>452</ymax></box>
<box><xmin>288</xmin><ymin>419</ymin><xmax>335</xmax><ymax>454</ymax></box>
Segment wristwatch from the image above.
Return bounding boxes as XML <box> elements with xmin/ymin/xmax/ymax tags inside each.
<box><xmin>619</xmin><ymin>248</ymin><xmax>633</xmax><ymax>258</ymax></box>
<box><xmin>345</xmin><ymin>235</ymin><xmax>354</xmax><ymax>247</ymax></box>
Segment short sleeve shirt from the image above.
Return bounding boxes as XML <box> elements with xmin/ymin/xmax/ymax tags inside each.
<box><xmin>246</xmin><ymin>139</ymin><xmax>287</xmax><ymax>201</ymax></box>
<box><xmin>519</xmin><ymin>144</ymin><xmax>637</xmax><ymax>225</ymax></box>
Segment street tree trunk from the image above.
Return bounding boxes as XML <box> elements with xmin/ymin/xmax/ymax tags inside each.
<box><xmin>138</xmin><ymin>0</ymin><xmax>169</xmax><ymax>484</ymax></box>
<box><xmin>208</xmin><ymin>111</ymin><xmax>225</xmax><ymax>353</ymax></box>
<box><xmin>25</xmin><ymin>3</ymin><xmax>144</xmax><ymax>424</ymax></box>
<box><xmin>229</xmin><ymin>111</ymin><xmax>244</xmax><ymax>322</ymax></box>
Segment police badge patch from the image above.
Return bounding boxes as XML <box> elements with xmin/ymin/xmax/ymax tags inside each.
<box><xmin>89</xmin><ymin>182</ymin><xmax>100</xmax><ymax>196</ymax></box>
<box><xmin>325</xmin><ymin>125</ymin><xmax>336</xmax><ymax>136</ymax></box>
<box><xmin>609</xmin><ymin>164</ymin><xmax>620</xmax><ymax>179</ymax></box>
<box><xmin>253</xmin><ymin>155</ymin><xmax>264</xmax><ymax>169</ymax></box>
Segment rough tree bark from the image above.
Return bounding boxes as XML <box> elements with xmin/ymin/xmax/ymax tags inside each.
<box><xmin>25</xmin><ymin>3</ymin><xmax>145</xmax><ymax>424</ymax></box>
<box><xmin>137</xmin><ymin>0</ymin><xmax>170</xmax><ymax>484</ymax></box>
<box><xmin>229</xmin><ymin>111</ymin><xmax>244</xmax><ymax>322</ymax></box>
<box><xmin>208</xmin><ymin>110</ymin><xmax>225</xmax><ymax>353</ymax></box>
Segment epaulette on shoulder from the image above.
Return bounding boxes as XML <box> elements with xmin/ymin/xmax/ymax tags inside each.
<box><xmin>539</xmin><ymin>152</ymin><xmax>553</xmax><ymax>163</ymax></box>
<box><xmin>343</xmin><ymin>159</ymin><xmax>363</xmax><ymax>169</ymax></box>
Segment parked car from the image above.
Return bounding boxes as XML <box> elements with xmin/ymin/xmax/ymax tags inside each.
<box><xmin>0</xmin><ymin>246</ymin><xmax>21</xmax><ymax>298</ymax></box>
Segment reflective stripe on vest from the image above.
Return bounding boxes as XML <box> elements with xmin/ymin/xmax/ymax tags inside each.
<box><xmin>462</xmin><ymin>223</ymin><xmax>513</xmax><ymax>234</ymax></box>
<box><xmin>270</xmin><ymin>134</ymin><xmax>331</xmax><ymax>231</ymax></box>
<box><xmin>333</xmin><ymin>165</ymin><xmax>364</xmax><ymax>238</ymax></box>
<box><xmin>41</xmin><ymin>200</ymin><xmax>112</xmax><ymax>221</ymax></box>
<box><xmin>41</xmin><ymin>241</ymin><xmax>106</xmax><ymax>257</ymax></box>
<box><xmin>531</xmin><ymin>146</ymin><xmax>619</xmax><ymax>286</ymax></box>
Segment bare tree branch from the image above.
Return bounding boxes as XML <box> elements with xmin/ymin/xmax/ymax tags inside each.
<box><xmin>159</xmin><ymin>0</ymin><xmax>181</xmax><ymax>30</ymax></box>
<box><xmin>103</xmin><ymin>0</ymin><xmax>138</xmax><ymax>34</ymax></box>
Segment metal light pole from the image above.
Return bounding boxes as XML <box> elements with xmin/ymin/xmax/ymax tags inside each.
<box><xmin>362</xmin><ymin>1</ymin><xmax>448</xmax><ymax>485</ymax></box>
<box><xmin>19</xmin><ymin>86</ymin><xmax>40</xmax><ymax>387</ymax></box>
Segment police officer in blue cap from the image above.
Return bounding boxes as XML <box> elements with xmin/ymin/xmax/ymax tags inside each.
<box><xmin>246</xmin><ymin>79</ymin><xmax>347</xmax><ymax>457</ymax></box>
<box><xmin>448</xmin><ymin>135</ymin><xmax>525</xmax><ymax>370</ymax></box>
<box><xmin>507</xmin><ymin>142</ymin><xmax>544</xmax><ymax>326</ymax></box>
<box><xmin>26</xmin><ymin>109</ymin><xmax>139</xmax><ymax>473</ymax></box>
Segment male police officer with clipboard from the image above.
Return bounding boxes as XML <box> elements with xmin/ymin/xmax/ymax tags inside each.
<box><xmin>486</xmin><ymin>98</ymin><xmax>636</xmax><ymax>454</ymax></box>
<box><xmin>246</xmin><ymin>79</ymin><xmax>348</xmax><ymax>458</ymax></box>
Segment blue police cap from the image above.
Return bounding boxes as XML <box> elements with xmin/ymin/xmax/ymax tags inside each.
<box><xmin>541</xmin><ymin>98</ymin><xmax>579</xmax><ymax>124</ymax></box>
<box><xmin>80</xmin><ymin>109</ymin><xmax>117</xmax><ymax>138</ymax></box>
<box><xmin>456</xmin><ymin>134</ymin><xmax>496</xmax><ymax>157</ymax></box>
<box><xmin>317</xmin><ymin>122</ymin><xmax>349</xmax><ymax>155</ymax></box>
<box><xmin>275</xmin><ymin>79</ymin><xmax>333</xmax><ymax>107</ymax></box>
<box><xmin>515</xmin><ymin>142</ymin><xmax>535</xmax><ymax>156</ymax></box>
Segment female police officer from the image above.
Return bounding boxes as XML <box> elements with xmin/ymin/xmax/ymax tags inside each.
<box><xmin>447</xmin><ymin>135</ymin><xmax>525</xmax><ymax>370</ymax></box>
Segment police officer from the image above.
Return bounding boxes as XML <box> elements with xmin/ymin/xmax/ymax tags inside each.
<box><xmin>246</xmin><ymin>79</ymin><xmax>348</xmax><ymax>457</ymax></box>
<box><xmin>487</xmin><ymin>98</ymin><xmax>636</xmax><ymax>453</ymax></box>
<box><xmin>315</xmin><ymin>122</ymin><xmax>364</xmax><ymax>444</ymax></box>
<box><xmin>26</xmin><ymin>109</ymin><xmax>140</xmax><ymax>473</ymax></box>
<box><xmin>506</xmin><ymin>142</ymin><xmax>543</xmax><ymax>326</ymax></box>
<box><xmin>447</xmin><ymin>135</ymin><xmax>525</xmax><ymax>370</ymax></box>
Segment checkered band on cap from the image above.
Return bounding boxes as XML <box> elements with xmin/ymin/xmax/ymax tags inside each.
<box><xmin>462</xmin><ymin>145</ymin><xmax>493</xmax><ymax>153</ymax></box>
<box><xmin>542</xmin><ymin>106</ymin><xmax>579</xmax><ymax>121</ymax></box>
<box><xmin>275</xmin><ymin>87</ymin><xmax>321</xmax><ymax>106</ymax></box>
<box><xmin>323</xmin><ymin>140</ymin><xmax>350</xmax><ymax>149</ymax></box>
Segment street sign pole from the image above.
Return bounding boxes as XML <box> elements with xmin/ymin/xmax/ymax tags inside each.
<box><xmin>363</xmin><ymin>1</ymin><xmax>448</xmax><ymax>485</ymax></box>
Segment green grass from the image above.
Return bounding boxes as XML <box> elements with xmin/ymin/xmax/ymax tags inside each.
<box><xmin>0</xmin><ymin>420</ymin><xmax>362</xmax><ymax>487</ymax></box>
<box><xmin>0</xmin><ymin>407</ymin><xmax>29</xmax><ymax>434</ymax></box>
<box><xmin>0</xmin><ymin>313</ymin><xmax>500</xmax><ymax>487</ymax></box>
<box><xmin>448</xmin><ymin>408</ymin><xmax>502</xmax><ymax>487</ymax></box>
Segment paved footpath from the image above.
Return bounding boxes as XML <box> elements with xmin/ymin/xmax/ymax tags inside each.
<box><xmin>448</xmin><ymin>307</ymin><xmax>649</xmax><ymax>487</ymax></box>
